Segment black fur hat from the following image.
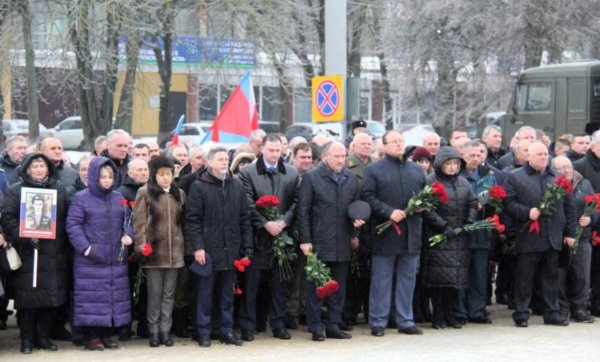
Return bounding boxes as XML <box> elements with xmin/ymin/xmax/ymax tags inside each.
<box><xmin>147</xmin><ymin>156</ymin><xmax>182</xmax><ymax>203</ymax></box>
<box><xmin>148</xmin><ymin>155</ymin><xmax>175</xmax><ymax>176</ymax></box>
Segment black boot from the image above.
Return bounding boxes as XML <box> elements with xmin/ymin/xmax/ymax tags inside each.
<box><xmin>149</xmin><ymin>333</ymin><xmax>160</xmax><ymax>347</ymax></box>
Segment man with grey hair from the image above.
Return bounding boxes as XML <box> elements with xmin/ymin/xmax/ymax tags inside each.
<box><xmin>573</xmin><ymin>132</ymin><xmax>600</xmax><ymax>317</ymax></box>
<box><xmin>423</xmin><ymin>133</ymin><xmax>441</xmax><ymax>157</ymax></box>
<box><xmin>499</xmin><ymin>126</ymin><xmax>541</xmax><ymax>170</ymax></box>
<box><xmin>100</xmin><ymin>129</ymin><xmax>132</xmax><ymax>184</ymax></box>
<box><xmin>93</xmin><ymin>136</ymin><xmax>108</xmax><ymax>156</ymax></box>
<box><xmin>186</xmin><ymin>146</ymin><xmax>253</xmax><ymax>347</ymax></box>
<box><xmin>248</xmin><ymin>129</ymin><xmax>267</xmax><ymax>156</ymax></box>
<box><xmin>482</xmin><ymin>125</ymin><xmax>507</xmax><ymax>168</ymax></box>
<box><xmin>1</xmin><ymin>135</ymin><xmax>27</xmax><ymax>182</ymax></box>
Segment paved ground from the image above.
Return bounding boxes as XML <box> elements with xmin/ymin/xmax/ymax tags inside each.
<box><xmin>0</xmin><ymin>302</ymin><xmax>598</xmax><ymax>361</ymax></box>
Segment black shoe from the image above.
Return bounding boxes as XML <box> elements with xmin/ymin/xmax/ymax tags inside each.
<box><xmin>325</xmin><ymin>329</ymin><xmax>351</xmax><ymax>339</ymax></box>
<box><xmin>399</xmin><ymin>326</ymin><xmax>423</xmax><ymax>335</ymax></box>
<box><xmin>50</xmin><ymin>326</ymin><xmax>72</xmax><ymax>341</ymax></box>
<box><xmin>339</xmin><ymin>320</ymin><xmax>353</xmax><ymax>332</ymax></box>
<box><xmin>344</xmin><ymin>317</ymin><xmax>357</xmax><ymax>326</ymax></box>
<box><xmin>371</xmin><ymin>327</ymin><xmax>385</xmax><ymax>337</ymax></box>
<box><xmin>159</xmin><ymin>332</ymin><xmax>173</xmax><ymax>347</ymax></box>
<box><xmin>468</xmin><ymin>316</ymin><xmax>492</xmax><ymax>324</ymax></box>
<box><xmin>21</xmin><ymin>340</ymin><xmax>33</xmax><ymax>354</ymax></box>
<box><xmin>72</xmin><ymin>338</ymin><xmax>84</xmax><ymax>347</ymax></box>
<box><xmin>149</xmin><ymin>333</ymin><xmax>160</xmax><ymax>347</ymax></box>
<box><xmin>298</xmin><ymin>315</ymin><xmax>307</xmax><ymax>326</ymax></box>
<box><xmin>483</xmin><ymin>309</ymin><xmax>491</xmax><ymax>316</ymax></box>
<box><xmin>455</xmin><ymin>317</ymin><xmax>467</xmax><ymax>325</ymax></box>
<box><xmin>432</xmin><ymin>321</ymin><xmax>448</xmax><ymax>329</ymax></box>
<box><xmin>284</xmin><ymin>316</ymin><xmax>298</xmax><ymax>330</ymax></box>
<box><xmin>190</xmin><ymin>330</ymin><xmax>200</xmax><ymax>342</ymax></box>
<box><xmin>272</xmin><ymin>327</ymin><xmax>291</xmax><ymax>340</ymax></box>
<box><xmin>118</xmin><ymin>327</ymin><xmax>132</xmax><ymax>342</ymax></box>
<box><xmin>37</xmin><ymin>339</ymin><xmax>58</xmax><ymax>351</ymax></box>
<box><xmin>240</xmin><ymin>329</ymin><xmax>254</xmax><ymax>342</ymax></box>
<box><xmin>311</xmin><ymin>330</ymin><xmax>325</xmax><ymax>342</ymax></box>
<box><xmin>570</xmin><ymin>310</ymin><xmax>595</xmax><ymax>323</ymax></box>
<box><xmin>544</xmin><ymin>318</ymin><xmax>569</xmax><ymax>326</ymax></box>
<box><xmin>445</xmin><ymin>316</ymin><xmax>462</xmax><ymax>329</ymax></box>
<box><xmin>0</xmin><ymin>321</ymin><xmax>7</xmax><ymax>330</ymax></box>
<box><xmin>198</xmin><ymin>334</ymin><xmax>211</xmax><ymax>347</ymax></box>
<box><xmin>515</xmin><ymin>320</ymin><xmax>528</xmax><ymax>328</ymax></box>
<box><xmin>219</xmin><ymin>333</ymin><xmax>243</xmax><ymax>346</ymax></box>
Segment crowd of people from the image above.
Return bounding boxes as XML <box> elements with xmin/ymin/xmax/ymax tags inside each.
<box><xmin>0</xmin><ymin>120</ymin><xmax>597</xmax><ymax>354</ymax></box>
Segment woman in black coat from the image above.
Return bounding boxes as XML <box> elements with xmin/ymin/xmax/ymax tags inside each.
<box><xmin>1</xmin><ymin>153</ymin><xmax>69</xmax><ymax>353</ymax></box>
<box><xmin>422</xmin><ymin>147</ymin><xmax>477</xmax><ymax>329</ymax></box>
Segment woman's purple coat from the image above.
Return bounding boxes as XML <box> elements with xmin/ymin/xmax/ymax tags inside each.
<box><xmin>66</xmin><ymin>157</ymin><xmax>133</xmax><ymax>327</ymax></box>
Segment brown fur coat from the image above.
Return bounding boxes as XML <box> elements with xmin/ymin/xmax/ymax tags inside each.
<box><xmin>134</xmin><ymin>185</ymin><xmax>187</xmax><ymax>268</ymax></box>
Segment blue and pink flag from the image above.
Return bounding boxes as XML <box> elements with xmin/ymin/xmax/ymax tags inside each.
<box><xmin>201</xmin><ymin>72</ymin><xmax>258</xmax><ymax>144</ymax></box>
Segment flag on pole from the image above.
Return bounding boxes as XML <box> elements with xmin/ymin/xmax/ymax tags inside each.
<box><xmin>201</xmin><ymin>72</ymin><xmax>258</xmax><ymax>144</ymax></box>
<box><xmin>171</xmin><ymin>115</ymin><xmax>186</xmax><ymax>146</ymax></box>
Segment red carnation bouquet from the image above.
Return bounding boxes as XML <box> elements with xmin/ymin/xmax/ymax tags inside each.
<box><xmin>233</xmin><ymin>258</ymin><xmax>251</xmax><ymax>272</ymax></box>
<box><xmin>487</xmin><ymin>185</ymin><xmax>507</xmax><ymax>214</ymax></box>
<box><xmin>119</xmin><ymin>200</ymin><xmax>137</xmax><ymax>263</ymax></box>
<box><xmin>591</xmin><ymin>232</ymin><xmax>600</xmax><ymax>247</ymax></box>
<box><xmin>521</xmin><ymin>175</ymin><xmax>573</xmax><ymax>235</ymax></box>
<box><xmin>255</xmin><ymin>195</ymin><xmax>296</xmax><ymax>281</ymax></box>
<box><xmin>305</xmin><ymin>251</ymin><xmax>339</xmax><ymax>298</ymax></box>
<box><xmin>377</xmin><ymin>181</ymin><xmax>449</xmax><ymax>235</ymax></box>
<box><xmin>131</xmin><ymin>243</ymin><xmax>153</xmax><ymax>305</ymax></box>
<box><xmin>573</xmin><ymin>193</ymin><xmax>600</xmax><ymax>253</ymax></box>
<box><xmin>429</xmin><ymin>214</ymin><xmax>505</xmax><ymax>247</ymax></box>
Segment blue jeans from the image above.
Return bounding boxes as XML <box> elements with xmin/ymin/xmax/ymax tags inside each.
<box><xmin>196</xmin><ymin>270</ymin><xmax>235</xmax><ymax>335</ymax></box>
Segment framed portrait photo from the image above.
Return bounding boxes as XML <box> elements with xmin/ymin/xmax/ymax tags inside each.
<box><xmin>19</xmin><ymin>187</ymin><xmax>57</xmax><ymax>239</ymax></box>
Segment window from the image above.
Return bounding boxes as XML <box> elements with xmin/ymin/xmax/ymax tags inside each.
<box><xmin>180</xmin><ymin>125</ymin><xmax>200</xmax><ymax>136</ymax></box>
<box><xmin>262</xmin><ymin>86</ymin><xmax>285</xmax><ymax>123</ymax></box>
<box><xmin>294</xmin><ymin>88</ymin><xmax>312</xmax><ymax>123</ymax></box>
<box><xmin>516</xmin><ymin>82</ymin><xmax>552</xmax><ymax>112</ymax></box>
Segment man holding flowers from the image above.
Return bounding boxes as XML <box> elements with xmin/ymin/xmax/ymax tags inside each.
<box><xmin>361</xmin><ymin>130</ymin><xmax>427</xmax><ymax>337</ymax></box>
<box><xmin>504</xmin><ymin>143</ymin><xmax>577</xmax><ymax>327</ymax></box>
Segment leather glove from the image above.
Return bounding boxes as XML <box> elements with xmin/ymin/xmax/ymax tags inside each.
<box><xmin>445</xmin><ymin>226</ymin><xmax>457</xmax><ymax>240</ymax></box>
<box><xmin>30</xmin><ymin>238</ymin><xmax>41</xmax><ymax>251</ymax></box>
<box><xmin>242</xmin><ymin>248</ymin><xmax>253</xmax><ymax>260</ymax></box>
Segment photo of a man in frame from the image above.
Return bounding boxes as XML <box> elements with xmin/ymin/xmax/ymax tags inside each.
<box><xmin>25</xmin><ymin>194</ymin><xmax>52</xmax><ymax>231</ymax></box>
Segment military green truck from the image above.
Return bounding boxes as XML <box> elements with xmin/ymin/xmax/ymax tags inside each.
<box><xmin>499</xmin><ymin>60</ymin><xmax>600</xmax><ymax>143</ymax></box>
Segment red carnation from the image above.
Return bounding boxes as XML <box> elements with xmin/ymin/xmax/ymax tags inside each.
<box><xmin>234</xmin><ymin>289</ymin><xmax>243</xmax><ymax>295</ymax></box>
<box><xmin>317</xmin><ymin>286</ymin><xmax>327</xmax><ymax>299</ymax></box>
<box><xmin>120</xmin><ymin>199</ymin><xmax>128</xmax><ymax>206</ymax></box>
<box><xmin>142</xmin><ymin>244</ymin><xmax>153</xmax><ymax>257</ymax></box>
<box><xmin>586</xmin><ymin>195</ymin><xmax>595</xmax><ymax>203</ymax></box>
<box><xmin>234</xmin><ymin>259</ymin><xmax>248</xmax><ymax>272</ymax></box>
<box><xmin>256</xmin><ymin>195</ymin><xmax>280</xmax><ymax>208</ymax></box>
<box><xmin>489</xmin><ymin>185</ymin><xmax>506</xmax><ymax>199</ymax></box>
<box><xmin>432</xmin><ymin>182</ymin><xmax>445</xmax><ymax>196</ymax></box>
<box><xmin>326</xmin><ymin>280</ymin><xmax>339</xmax><ymax>294</ymax></box>
<box><xmin>498</xmin><ymin>224</ymin><xmax>506</xmax><ymax>234</ymax></box>
<box><xmin>240</xmin><ymin>258</ymin><xmax>251</xmax><ymax>267</ymax></box>
<box><xmin>440</xmin><ymin>193</ymin><xmax>450</xmax><ymax>203</ymax></box>
<box><xmin>127</xmin><ymin>255</ymin><xmax>133</xmax><ymax>263</ymax></box>
<box><xmin>129</xmin><ymin>201</ymin><xmax>137</xmax><ymax>207</ymax></box>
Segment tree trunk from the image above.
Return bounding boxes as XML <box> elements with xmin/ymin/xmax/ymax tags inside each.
<box><xmin>16</xmin><ymin>0</ymin><xmax>40</xmax><ymax>145</ymax></box>
<box><xmin>98</xmin><ymin>2</ymin><xmax>121</xmax><ymax>138</ymax></box>
<box><xmin>114</xmin><ymin>32</ymin><xmax>142</xmax><ymax>133</ymax></box>
<box><xmin>378</xmin><ymin>53</ymin><xmax>394</xmax><ymax>130</ymax></box>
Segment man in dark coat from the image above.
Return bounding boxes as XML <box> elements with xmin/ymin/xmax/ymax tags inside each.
<box><xmin>238</xmin><ymin>134</ymin><xmax>300</xmax><ymax>341</ymax></box>
<box><xmin>504</xmin><ymin>143</ymin><xmax>577</xmax><ymax>327</ymax></box>
<box><xmin>116</xmin><ymin>159</ymin><xmax>149</xmax><ymax>202</ymax></box>
<box><xmin>186</xmin><ymin>146</ymin><xmax>253</xmax><ymax>347</ymax></box>
<box><xmin>566</xmin><ymin>132</ymin><xmax>589</xmax><ymax>163</ymax></box>
<box><xmin>100</xmin><ymin>129</ymin><xmax>132</xmax><ymax>185</ymax></box>
<box><xmin>573</xmin><ymin>135</ymin><xmax>600</xmax><ymax>316</ymax></box>
<box><xmin>552</xmin><ymin>156</ymin><xmax>596</xmax><ymax>323</ymax></box>
<box><xmin>362</xmin><ymin>130</ymin><xmax>426</xmax><ymax>337</ymax></box>
<box><xmin>498</xmin><ymin>126</ymin><xmax>537</xmax><ymax>170</ymax></box>
<box><xmin>297</xmin><ymin>141</ymin><xmax>365</xmax><ymax>342</ymax></box>
<box><xmin>1</xmin><ymin>135</ymin><xmax>27</xmax><ymax>183</ymax></box>
<box><xmin>66</xmin><ymin>155</ymin><xmax>93</xmax><ymax>206</ymax></box>
<box><xmin>482</xmin><ymin>125</ymin><xmax>507</xmax><ymax>169</ymax></box>
<box><xmin>343</xmin><ymin>133</ymin><xmax>377</xmax><ymax>328</ymax></box>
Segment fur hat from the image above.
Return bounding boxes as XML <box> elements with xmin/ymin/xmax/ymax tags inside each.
<box><xmin>230</xmin><ymin>152</ymin><xmax>256</xmax><ymax>174</ymax></box>
<box><xmin>411</xmin><ymin>147</ymin><xmax>432</xmax><ymax>162</ymax></box>
<box><xmin>148</xmin><ymin>155</ymin><xmax>175</xmax><ymax>175</ymax></box>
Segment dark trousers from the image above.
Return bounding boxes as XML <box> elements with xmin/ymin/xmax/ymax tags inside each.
<box><xmin>590</xmin><ymin>245</ymin><xmax>600</xmax><ymax>307</ymax></box>
<box><xmin>83</xmin><ymin>326</ymin><xmax>111</xmax><ymax>341</ymax></box>
<box><xmin>69</xmin><ymin>291</ymin><xmax>83</xmax><ymax>341</ymax></box>
<box><xmin>19</xmin><ymin>307</ymin><xmax>56</xmax><ymax>342</ymax></box>
<box><xmin>196</xmin><ymin>270</ymin><xmax>235</xmax><ymax>335</ymax></box>
<box><xmin>0</xmin><ymin>297</ymin><xmax>9</xmax><ymax>322</ymax></box>
<box><xmin>343</xmin><ymin>248</ymin><xmax>371</xmax><ymax>322</ymax></box>
<box><xmin>456</xmin><ymin>249</ymin><xmax>489</xmax><ymax>319</ymax></box>
<box><xmin>307</xmin><ymin>261</ymin><xmax>349</xmax><ymax>333</ymax></box>
<box><xmin>369</xmin><ymin>254</ymin><xmax>418</xmax><ymax>329</ymax></box>
<box><xmin>285</xmin><ymin>251</ymin><xmax>307</xmax><ymax>318</ymax></box>
<box><xmin>431</xmin><ymin>287</ymin><xmax>458</xmax><ymax>322</ymax></box>
<box><xmin>513</xmin><ymin>250</ymin><xmax>560</xmax><ymax>322</ymax></box>
<box><xmin>496</xmin><ymin>246</ymin><xmax>517</xmax><ymax>302</ymax></box>
<box><xmin>559</xmin><ymin>241</ymin><xmax>592</xmax><ymax>314</ymax></box>
<box><xmin>239</xmin><ymin>267</ymin><xmax>286</xmax><ymax>332</ymax></box>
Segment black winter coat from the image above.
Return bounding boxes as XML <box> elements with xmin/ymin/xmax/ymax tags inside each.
<box><xmin>185</xmin><ymin>168</ymin><xmax>253</xmax><ymax>271</ymax></box>
<box><xmin>486</xmin><ymin>146</ymin><xmax>508</xmax><ymax>169</ymax></box>
<box><xmin>100</xmin><ymin>149</ymin><xmax>131</xmax><ymax>186</ymax></box>
<box><xmin>504</xmin><ymin>163</ymin><xmax>577</xmax><ymax>253</ymax></box>
<box><xmin>238</xmin><ymin>157</ymin><xmax>299</xmax><ymax>269</ymax></box>
<box><xmin>422</xmin><ymin>147</ymin><xmax>478</xmax><ymax>289</ymax></box>
<box><xmin>66</xmin><ymin>177</ymin><xmax>87</xmax><ymax>207</ymax></box>
<box><xmin>571</xmin><ymin>171</ymin><xmax>597</xmax><ymax>242</ymax></box>
<box><xmin>1</xmin><ymin>153</ymin><xmax>69</xmax><ymax>309</ymax></box>
<box><xmin>297</xmin><ymin>162</ymin><xmax>359</xmax><ymax>263</ymax></box>
<box><xmin>177</xmin><ymin>167</ymin><xmax>204</xmax><ymax>196</ymax></box>
<box><xmin>0</xmin><ymin>151</ymin><xmax>20</xmax><ymax>184</ymax></box>
<box><xmin>362</xmin><ymin>154</ymin><xmax>426</xmax><ymax>255</ymax></box>
<box><xmin>116</xmin><ymin>174</ymin><xmax>144</xmax><ymax>202</ymax></box>
<box><xmin>574</xmin><ymin>150</ymin><xmax>600</xmax><ymax>231</ymax></box>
